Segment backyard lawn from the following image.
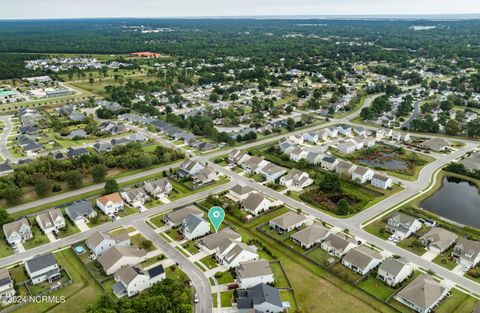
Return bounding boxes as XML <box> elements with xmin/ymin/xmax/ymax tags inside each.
<box><xmin>357</xmin><ymin>275</ymin><xmax>396</xmax><ymax>301</ymax></box>
<box><xmin>397</xmin><ymin>237</ymin><xmax>426</xmax><ymax>256</ymax></box>
<box><xmin>306</xmin><ymin>247</ymin><xmax>336</xmax><ymax>267</ymax></box>
<box><xmin>200</xmin><ymin>255</ymin><xmax>218</xmax><ymax>271</ymax></box>
<box><xmin>270</xmin><ymin>261</ymin><xmax>291</xmax><ymax>288</ymax></box>
<box><xmin>220</xmin><ymin>290</ymin><xmax>234</xmax><ymax>307</ymax></box>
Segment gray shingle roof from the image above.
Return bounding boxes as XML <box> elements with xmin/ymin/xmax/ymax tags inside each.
<box><xmin>25</xmin><ymin>253</ymin><xmax>57</xmax><ymax>273</ymax></box>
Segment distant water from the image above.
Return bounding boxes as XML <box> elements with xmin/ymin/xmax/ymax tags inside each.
<box><xmin>421</xmin><ymin>177</ymin><xmax>480</xmax><ymax>228</ymax></box>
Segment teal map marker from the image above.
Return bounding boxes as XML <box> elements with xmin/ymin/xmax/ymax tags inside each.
<box><xmin>208</xmin><ymin>206</ymin><xmax>225</xmax><ymax>232</ymax></box>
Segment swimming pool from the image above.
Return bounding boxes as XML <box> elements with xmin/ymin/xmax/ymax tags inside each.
<box><xmin>74</xmin><ymin>246</ymin><xmax>85</xmax><ymax>254</ymax></box>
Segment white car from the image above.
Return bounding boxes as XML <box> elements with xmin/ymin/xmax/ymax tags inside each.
<box><xmin>194</xmin><ymin>294</ymin><xmax>199</xmax><ymax>303</ymax></box>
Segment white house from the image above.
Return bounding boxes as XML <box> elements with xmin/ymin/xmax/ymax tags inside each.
<box><xmin>163</xmin><ymin>206</ymin><xmax>204</xmax><ymax>227</ymax></box>
<box><xmin>371</xmin><ymin>173</ymin><xmax>393</xmax><ymax>189</ymax></box>
<box><xmin>181</xmin><ymin>214</ymin><xmax>211</xmax><ymax>240</ymax></box>
<box><xmin>179</xmin><ymin>159</ymin><xmax>205</xmax><ymax>177</ymax></box>
<box><xmin>229</xmin><ymin>149</ymin><xmax>251</xmax><ymax>165</ymax></box>
<box><xmin>96</xmin><ymin>193</ymin><xmax>125</xmax><ymax>216</ymax></box>
<box><xmin>452</xmin><ymin>238</ymin><xmax>480</xmax><ymax>268</ymax></box>
<box><xmin>342</xmin><ymin>246</ymin><xmax>382</xmax><ymax>276</ymax></box>
<box><xmin>291</xmin><ymin>224</ymin><xmax>330</xmax><ymax>249</ymax></box>
<box><xmin>325</xmin><ymin>127</ymin><xmax>338</xmax><ymax>138</ymax></box>
<box><xmin>243</xmin><ymin>156</ymin><xmax>269</xmax><ymax>174</ymax></box>
<box><xmin>241</xmin><ymin>193</ymin><xmax>272</xmax><ymax>216</ymax></box>
<box><xmin>337</xmin><ymin>125</ymin><xmax>352</xmax><ymax>136</ymax></box>
<box><xmin>289</xmin><ymin>148</ymin><xmax>309</xmax><ymax>162</ymax></box>
<box><xmin>35</xmin><ymin>209</ymin><xmax>65</xmax><ymax>234</ymax></box>
<box><xmin>279</xmin><ymin>169</ymin><xmax>313</xmax><ymax>189</ymax></box>
<box><xmin>260</xmin><ymin>163</ymin><xmax>287</xmax><ymax>181</ymax></box>
<box><xmin>321</xmin><ymin>156</ymin><xmax>339</xmax><ymax>171</ymax></box>
<box><xmin>419</xmin><ymin>228</ymin><xmax>458</xmax><ymax>254</ymax></box>
<box><xmin>2</xmin><ymin>218</ymin><xmax>33</xmax><ymax>246</ymax></box>
<box><xmin>0</xmin><ymin>269</ymin><xmax>15</xmax><ymax>303</ymax></box>
<box><xmin>302</xmin><ymin>132</ymin><xmax>318</xmax><ymax>144</ymax></box>
<box><xmin>321</xmin><ymin>233</ymin><xmax>357</xmax><ymax>257</ymax></box>
<box><xmin>112</xmin><ymin>264</ymin><xmax>166</xmax><ymax>298</ymax></box>
<box><xmin>86</xmin><ymin>231</ymin><xmax>131</xmax><ymax>257</ymax></box>
<box><xmin>236</xmin><ymin>283</ymin><xmax>283</xmax><ymax>313</ymax></box>
<box><xmin>286</xmin><ymin>134</ymin><xmax>304</xmax><ymax>145</ymax></box>
<box><xmin>227</xmin><ymin>184</ymin><xmax>256</xmax><ymax>202</ymax></box>
<box><xmin>352</xmin><ymin>166</ymin><xmax>374</xmax><ymax>184</ymax></box>
<box><xmin>121</xmin><ymin>187</ymin><xmax>150</xmax><ymax>208</ymax></box>
<box><xmin>377</xmin><ymin>258</ymin><xmax>413</xmax><ymax>287</ymax></box>
<box><xmin>236</xmin><ymin>259</ymin><xmax>274</xmax><ymax>289</ymax></box>
<box><xmin>338</xmin><ymin>140</ymin><xmax>357</xmax><ymax>154</ymax></box>
<box><xmin>143</xmin><ymin>178</ymin><xmax>172</xmax><ymax>198</ymax></box>
<box><xmin>385</xmin><ymin>213</ymin><xmax>422</xmax><ymax>240</ymax></box>
<box><xmin>25</xmin><ymin>253</ymin><xmax>61</xmax><ymax>285</ymax></box>
<box><xmin>216</xmin><ymin>240</ymin><xmax>258</xmax><ymax>268</ymax></box>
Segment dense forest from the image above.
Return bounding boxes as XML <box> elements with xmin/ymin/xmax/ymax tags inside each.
<box><xmin>0</xmin><ymin>18</ymin><xmax>480</xmax><ymax>79</ymax></box>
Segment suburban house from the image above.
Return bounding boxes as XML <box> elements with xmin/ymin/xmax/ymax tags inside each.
<box><xmin>121</xmin><ymin>187</ymin><xmax>150</xmax><ymax>208</ymax></box>
<box><xmin>236</xmin><ymin>259</ymin><xmax>274</xmax><ymax>289</ymax></box>
<box><xmin>25</xmin><ymin>253</ymin><xmax>61</xmax><ymax>285</ymax></box>
<box><xmin>179</xmin><ymin>159</ymin><xmax>205</xmax><ymax>177</ymax></box>
<box><xmin>452</xmin><ymin>238</ymin><xmax>480</xmax><ymax>268</ymax></box>
<box><xmin>112</xmin><ymin>264</ymin><xmax>165</xmax><ymax>298</ymax></box>
<box><xmin>326</xmin><ymin>127</ymin><xmax>339</xmax><ymax>138</ymax></box>
<box><xmin>93</xmin><ymin>141</ymin><xmax>112</xmax><ymax>152</ymax></box>
<box><xmin>0</xmin><ymin>163</ymin><xmax>14</xmax><ymax>176</ymax></box>
<box><xmin>316</xmin><ymin>129</ymin><xmax>329</xmax><ymax>141</ymax></box>
<box><xmin>86</xmin><ymin>231</ymin><xmax>131</xmax><ymax>257</ymax></box>
<box><xmin>241</xmin><ymin>193</ymin><xmax>272</xmax><ymax>216</ymax></box>
<box><xmin>385</xmin><ymin>213</ymin><xmax>422</xmax><ymax>240</ymax></box>
<box><xmin>229</xmin><ymin>149</ymin><xmax>251</xmax><ymax>165</ymax></box>
<box><xmin>180</xmin><ymin>214</ymin><xmax>211</xmax><ymax>240</ymax></box>
<box><xmin>196</xmin><ymin>227</ymin><xmax>241</xmax><ymax>254</ymax></box>
<box><xmin>342</xmin><ymin>246</ymin><xmax>383</xmax><ymax>276</ymax></box>
<box><xmin>163</xmin><ymin>206</ymin><xmax>203</xmax><ymax>227</ymax></box>
<box><xmin>306</xmin><ymin>151</ymin><xmax>324</xmax><ymax>165</ymax></box>
<box><xmin>243</xmin><ymin>156</ymin><xmax>269</xmax><ymax>174</ymax></box>
<box><xmin>352</xmin><ymin>166</ymin><xmax>374</xmax><ymax>184</ymax></box>
<box><xmin>96</xmin><ymin>193</ymin><xmax>125</xmax><ymax>216</ymax></box>
<box><xmin>337</xmin><ymin>125</ymin><xmax>352</xmax><ymax>136</ymax></box>
<box><xmin>191</xmin><ymin>166</ymin><xmax>219</xmax><ymax>186</ymax></box>
<box><xmin>260</xmin><ymin>163</ymin><xmax>287</xmax><ymax>181</ymax></box>
<box><xmin>143</xmin><ymin>178</ymin><xmax>172</xmax><ymax>198</ymax></box>
<box><xmin>321</xmin><ymin>155</ymin><xmax>339</xmax><ymax>171</ymax></box>
<box><xmin>65</xmin><ymin>200</ymin><xmax>97</xmax><ymax>225</ymax></box>
<box><xmin>35</xmin><ymin>208</ymin><xmax>65</xmax><ymax>234</ymax></box>
<box><xmin>371</xmin><ymin>173</ymin><xmax>393</xmax><ymax>189</ymax></box>
<box><xmin>419</xmin><ymin>228</ymin><xmax>458</xmax><ymax>254</ymax></box>
<box><xmin>376</xmin><ymin>128</ymin><xmax>393</xmax><ymax>139</ymax></box>
<box><xmin>0</xmin><ymin>269</ymin><xmax>15</xmax><ymax>303</ymax></box>
<box><xmin>216</xmin><ymin>240</ymin><xmax>258</xmax><ymax>268</ymax></box>
<box><xmin>377</xmin><ymin>257</ymin><xmax>413</xmax><ymax>287</ymax></box>
<box><xmin>268</xmin><ymin>212</ymin><xmax>309</xmax><ymax>234</ymax></box>
<box><xmin>321</xmin><ymin>233</ymin><xmax>357</xmax><ymax>257</ymax></box>
<box><xmin>3</xmin><ymin>218</ymin><xmax>33</xmax><ymax>246</ymax></box>
<box><xmin>353</xmin><ymin>126</ymin><xmax>368</xmax><ymax>137</ymax></box>
<box><xmin>338</xmin><ymin>140</ymin><xmax>357</xmax><ymax>154</ymax></box>
<box><xmin>291</xmin><ymin>223</ymin><xmax>330</xmax><ymax>249</ymax></box>
<box><xmin>335</xmin><ymin>160</ymin><xmax>357</xmax><ymax>177</ymax></box>
<box><xmin>289</xmin><ymin>148</ymin><xmax>308</xmax><ymax>162</ymax></box>
<box><xmin>279</xmin><ymin>169</ymin><xmax>313</xmax><ymax>189</ymax></box>
<box><xmin>303</xmin><ymin>132</ymin><xmax>318</xmax><ymax>143</ymax></box>
<box><xmin>236</xmin><ymin>283</ymin><xmax>283</xmax><ymax>313</ymax></box>
<box><xmin>98</xmin><ymin>246</ymin><xmax>147</xmax><ymax>275</ymax></box>
<box><xmin>227</xmin><ymin>184</ymin><xmax>256</xmax><ymax>202</ymax></box>
<box><xmin>286</xmin><ymin>134</ymin><xmax>304</xmax><ymax>145</ymax></box>
<box><xmin>420</xmin><ymin>138</ymin><xmax>450</xmax><ymax>152</ymax></box>
<box><xmin>394</xmin><ymin>274</ymin><xmax>449</xmax><ymax>313</ymax></box>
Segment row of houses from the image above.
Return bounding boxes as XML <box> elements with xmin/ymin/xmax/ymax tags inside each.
<box><xmin>386</xmin><ymin>212</ymin><xmax>480</xmax><ymax>269</ymax></box>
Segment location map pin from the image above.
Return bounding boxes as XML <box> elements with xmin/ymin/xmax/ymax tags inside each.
<box><xmin>208</xmin><ymin>206</ymin><xmax>225</xmax><ymax>233</ymax></box>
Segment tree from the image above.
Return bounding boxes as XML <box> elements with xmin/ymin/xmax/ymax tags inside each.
<box><xmin>91</xmin><ymin>164</ymin><xmax>108</xmax><ymax>182</ymax></box>
<box><xmin>286</xmin><ymin>117</ymin><xmax>295</xmax><ymax>131</ymax></box>
<box><xmin>337</xmin><ymin>199</ymin><xmax>350</xmax><ymax>215</ymax></box>
<box><xmin>2</xmin><ymin>185</ymin><xmax>22</xmax><ymax>205</ymax></box>
<box><xmin>445</xmin><ymin>119</ymin><xmax>461</xmax><ymax>136</ymax></box>
<box><xmin>319</xmin><ymin>172</ymin><xmax>341</xmax><ymax>193</ymax></box>
<box><xmin>140</xmin><ymin>239</ymin><xmax>153</xmax><ymax>250</ymax></box>
<box><xmin>65</xmin><ymin>170</ymin><xmax>82</xmax><ymax>189</ymax></box>
<box><xmin>104</xmin><ymin>179</ymin><xmax>119</xmax><ymax>194</ymax></box>
<box><xmin>35</xmin><ymin>176</ymin><xmax>52</xmax><ymax>196</ymax></box>
<box><xmin>0</xmin><ymin>209</ymin><xmax>12</xmax><ymax>227</ymax></box>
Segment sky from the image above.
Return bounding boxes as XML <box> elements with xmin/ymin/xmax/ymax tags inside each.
<box><xmin>1</xmin><ymin>0</ymin><xmax>479</xmax><ymax>20</ymax></box>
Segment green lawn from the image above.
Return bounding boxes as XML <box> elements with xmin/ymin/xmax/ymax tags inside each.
<box><xmin>357</xmin><ymin>275</ymin><xmax>397</xmax><ymax>301</ymax></box>
<box><xmin>270</xmin><ymin>261</ymin><xmax>291</xmax><ymax>288</ymax></box>
<box><xmin>9</xmin><ymin>264</ymin><xmax>28</xmax><ymax>283</ymax></box>
<box><xmin>0</xmin><ymin>236</ymin><xmax>14</xmax><ymax>258</ymax></box>
<box><xmin>397</xmin><ymin>237</ymin><xmax>426</xmax><ymax>256</ymax></box>
<box><xmin>140</xmin><ymin>255</ymin><xmax>166</xmax><ymax>268</ymax></box>
<box><xmin>181</xmin><ymin>242</ymin><xmax>200</xmax><ymax>255</ymax></box>
<box><xmin>363</xmin><ymin>219</ymin><xmax>390</xmax><ymax>240</ymax></box>
<box><xmin>165</xmin><ymin>265</ymin><xmax>190</xmax><ymax>284</ymax></box>
<box><xmin>432</xmin><ymin>253</ymin><xmax>458</xmax><ymax>270</ymax></box>
<box><xmin>280</xmin><ymin>290</ymin><xmax>299</xmax><ymax>312</ymax></box>
<box><xmin>23</xmin><ymin>224</ymin><xmax>50</xmax><ymax>250</ymax></box>
<box><xmin>57</xmin><ymin>219</ymin><xmax>81</xmax><ymax>239</ymax></box>
<box><xmin>436</xmin><ymin>289</ymin><xmax>478</xmax><ymax>313</ymax></box>
<box><xmin>109</xmin><ymin>226</ymin><xmax>136</xmax><ymax>236</ymax></box>
<box><xmin>214</xmin><ymin>271</ymin><xmax>235</xmax><ymax>285</ymax></box>
<box><xmin>13</xmin><ymin>249</ymin><xmax>104</xmax><ymax>313</ymax></box>
<box><xmin>130</xmin><ymin>233</ymin><xmax>156</xmax><ymax>252</ymax></box>
<box><xmin>118</xmin><ymin>205</ymin><xmax>139</xmax><ymax>217</ymax></box>
<box><xmin>330</xmin><ymin>263</ymin><xmax>362</xmax><ymax>284</ymax></box>
<box><xmin>149</xmin><ymin>213</ymin><xmax>167</xmax><ymax>228</ymax></box>
<box><xmin>164</xmin><ymin>228</ymin><xmax>183</xmax><ymax>241</ymax></box>
<box><xmin>220</xmin><ymin>290</ymin><xmax>234</xmax><ymax>307</ymax></box>
<box><xmin>200</xmin><ymin>255</ymin><xmax>218</xmax><ymax>271</ymax></box>
<box><xmin>306</xmin><ymin>247</ymin><xmax>337</xmax><ymax>267</ymax></box>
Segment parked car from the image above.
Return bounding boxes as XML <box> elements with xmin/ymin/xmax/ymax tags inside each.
<box><xmin>194</xmin><ymin>293</ymin><xmax>199</xmax><ymax>303</ymax></box>
<box><xmin>228</xmin><ymin>283</ymin><xmax>239</xmax><ymax>290</ymax></box>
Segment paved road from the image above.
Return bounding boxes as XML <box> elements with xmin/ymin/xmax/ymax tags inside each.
<box><xmin>133</xmin><ymin>221</ymin><xmax>212</xmax><ymax>313</ymax></box>
<box><xmin>0</xmin><ymin>115</ymin><xmax>15</xmax><ymax>162</ymax></box>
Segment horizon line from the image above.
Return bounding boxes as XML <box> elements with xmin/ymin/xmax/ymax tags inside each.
<box><xmin>1</xmin><ymin>13</ymin><xmax>480</xmax><ymax>22</ymax></box>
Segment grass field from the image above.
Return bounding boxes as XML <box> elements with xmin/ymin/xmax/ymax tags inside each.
<box><xmin>13</xmin><ymin>249</ymin><xmax>103</xmax><ymax>313</ymax></box>
<box><xmin>357</xmin><ymin>275</ymin><xmax>396</xmax><ymax>301</ymax></box>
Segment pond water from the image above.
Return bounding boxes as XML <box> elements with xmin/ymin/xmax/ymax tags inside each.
<box><xmin>421</xmin><ymin>177</ymin><xmax>480</xmax><ymax>228</ymax></box>
<box><xmin>359</xmin><ymin>152</ymin><xmax>408</xmax><ymax>170</ymax></box>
